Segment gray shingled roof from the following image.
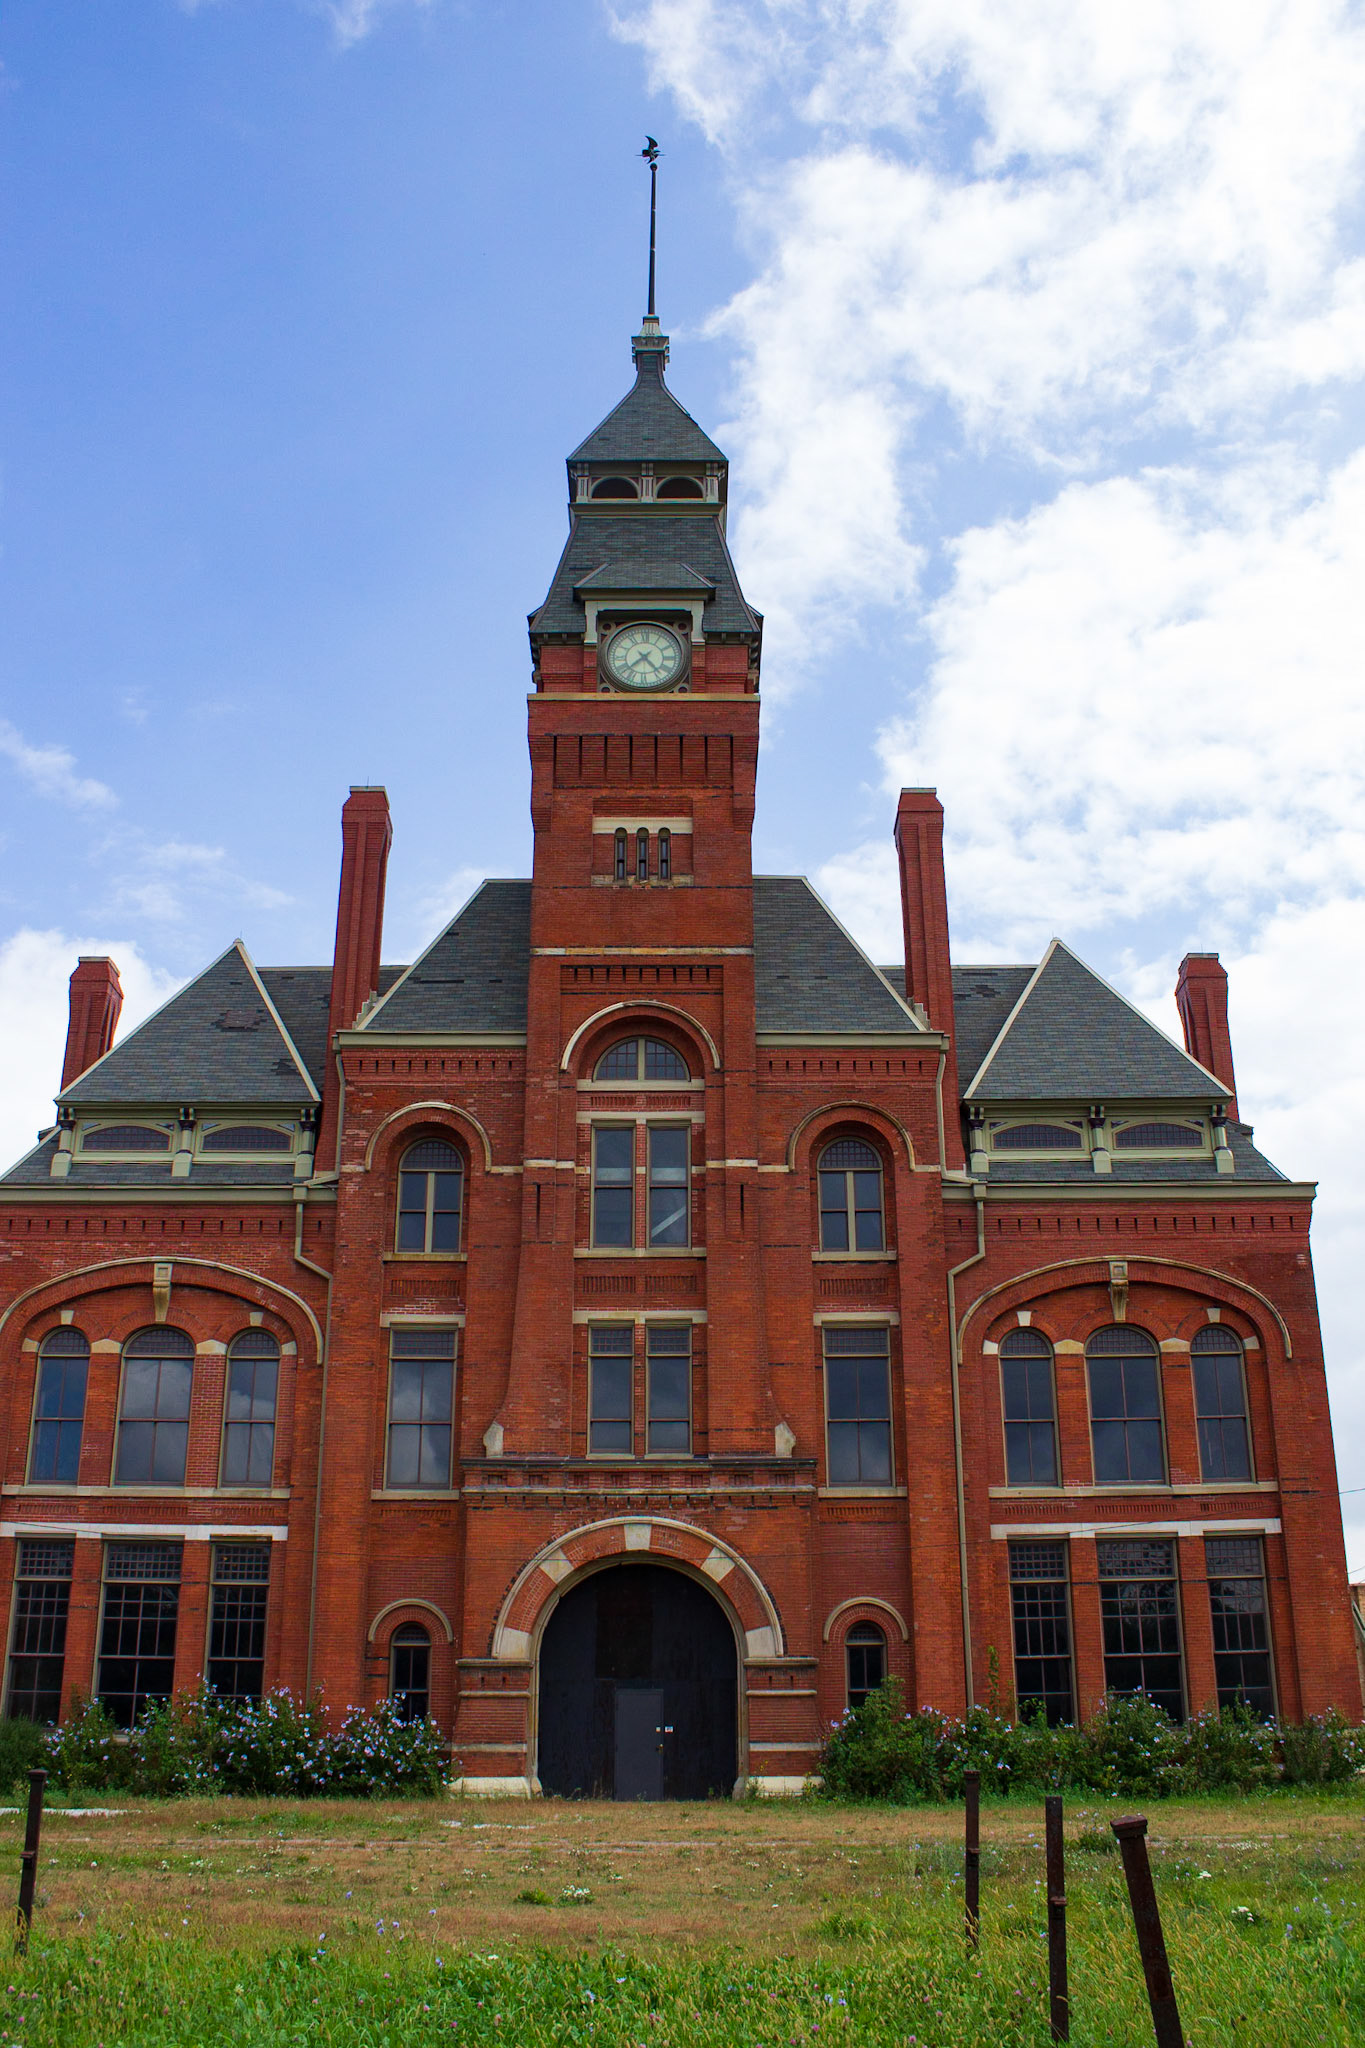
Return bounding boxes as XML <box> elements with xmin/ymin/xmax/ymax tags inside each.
<box><xmin>363</xmin><ymin>882</ymin><xmax>532</xmax><ymax>1034</ymax></box>
<box><xmin>966</xmin><ymin>940</ymin><xmax>1231</xmax><ymax>1103</ymax></box>
<box><xmin>984</xmin><ymin>1125</ymin><xmax>1287</xmax><ymax>1185</ymax></box>
<box><xmin>754</xmin><ymin>880</ymin><xmax>923</xmax><ymax>1034</ymax></box>
<box><xmin>569</xmin><ymin>352</ymin><xmax>726</xmax><ymax>466</ymax></box>
<box><xmin>259</xmin><ymin>964</ymin><xmax>406</xmax><ymax>1090</ymax></box>
<box><xmin>949</xmin><ymin>965</ymin><xmax>1036</xmax><ymax>1087</ymax></box>
<box><xmin>530</xmin><ymin>514</ymin><xmax>759</xmax><ymax>638</ymax></box>
<box><xmin>59</xmin><ymin>943</ymin><xmax>318</xmax><ymax>1107</ymax></box>
<box><xmin>0</xmin><ymin>1135</ymin><xmax>302</xmax><ymax>1189</ymax></box>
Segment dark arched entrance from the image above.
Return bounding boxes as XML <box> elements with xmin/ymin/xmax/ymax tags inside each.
<box><xmin>537</xmin><ymin>1564</ymin><xmax>738</xmax><ymax>1799</ymax></box>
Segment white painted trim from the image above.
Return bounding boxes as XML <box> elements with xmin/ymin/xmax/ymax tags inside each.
<box><xmin>989</xmin><ymin>1518</ymin><xmax>1282</xmax><ymax>1539</ymax></box>
<box><xmin>0</xmin><ymin>1522</ymin><xmax>286</xmax><ymax>1541</ymax></box>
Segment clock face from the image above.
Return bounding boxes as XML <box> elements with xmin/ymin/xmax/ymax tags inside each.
<box><xmin>604</xmin><ymin>622</ymin><xmax>686</xmax><ymax>691</ymax></box>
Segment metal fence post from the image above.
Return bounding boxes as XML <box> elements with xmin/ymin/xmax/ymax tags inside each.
<box><xmin>15</xmin><ymin>1768</ymin><xmax>47</xmax><ymax>1955</ymax></box>
<box><xmin>1111</xmin><ymin>1814</ymin><xmax>1185</xmax><ymax>2048</ymax></box>
<box><xmin>1045</xmin><ymin>1794</ymin><xmax>1069</xmax><ymax>2041</ymax></box>
<box><xmin>963</xmin><ymin>1768</ymin><xmax>980</xmax><ymax>1946</ymax></box>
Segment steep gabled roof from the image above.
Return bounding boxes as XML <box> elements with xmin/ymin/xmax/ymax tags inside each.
<box><xmin>965</xmin><ymin>940</ymin><xmax>1230</xmax><ymax>1103</ymax></box>
<box><xmin>569</xmin><ymin>353</ymin><xmax>725</xmax><ymax>467</ymax></box>
<box><xmin>754</xmin><ymin>879</ymin><xmax>925</xmax><ymax>1035</ymax></box>
<box><xmin>60</xmin><ymin>941</ymin><xmax>318</xmax><ymax>1107</ymax></box>
<box><xmin>362</xmin><ymin>882</ymin><xmax>532</xmax><ymax>1035</ymax></box>
<box><xmin>949</xmin><ymin>965</ymin><xmax>1036</xmax><ymax>1088</ymax></box>
<box><xmin>258</xmin><ymin>964</ymin><xmax>406</xmax><ymax>1090</ymax></box>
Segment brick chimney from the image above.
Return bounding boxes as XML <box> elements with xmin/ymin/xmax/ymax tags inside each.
<box><xmin>893</xmin><ymin>789</ymin><xmax>963</xmax><ymax>1168</ymax></box>
<box><xmin>317</xmin><ymin>786</ymin><xmax>393</xmax><ymax>1170</ymax></box>
<box><xmin>1175</xmin><ymin>952</ymin><xmax>1238</xmax><ymax>1118</ymax></box>
<box><xmin>60</xmin><ymin>956</ymin><xmax>123</xmax><ymax>1092</ymax></box>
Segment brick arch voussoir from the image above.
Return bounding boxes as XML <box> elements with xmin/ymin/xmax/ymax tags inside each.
<box><xmin>361</xmin><ymin>1101</ymin><xmax>494</xmax><ymax>1176</ymax></box>
<box><xmin>492</xmin><ymin>1517</ymin><xmax>783</xmax><ymax>1660</ymax></box>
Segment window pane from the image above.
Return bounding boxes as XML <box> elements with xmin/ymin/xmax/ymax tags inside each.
<box><xmin>649</xmin><ymin>1125</ymin><xmax>690</xmax><ymax>1246</ymax></box>
<box><xmin>643</xmin><ymin>1039</ymin><xmax>688</xmax><ymax>1081</ymax></box>
<box><xmin>594</xmin><ymin>1188</ymin><xmax>634</xmax><ymax>1246</ymax></box>
<box><xmin>418</xmin><ymin>1425</ymin><xmax>452</xmax><ymax>1487</ymax></box>
<box><xmin>114</xmin><ymin>1421</ymin><xmax>154</xmax><ymax>1485</ymax></box>
<box><xmin>595</xmin><ymin>1129</ymin><xmax>634</xmax><ymax>1176</ymax></box>
<box><xmin>649</xmin><ymin>1357</ymin><xmax>690</xmax><ymax>1420</ymax></box>
<box><xmin>856</xmin><ymin>1423</ymin><xmax>892</xmax><ymax>1485</ymax></box>
<box><xmin>397</xmin><ymin>1172</ymin><xmax>428</xmax><ymax>1250</ymax></box>
<box><xmin>851</xmin><ymin>1173</ymin><xmax>884</xmax><ymax>1251</ymax></box>
<box><xmin>826</xmin><ymin>1421</ymin><xmax>862</xmax><ymax>1485</ymax></box>
<box><xmin>592</xmin><ymin>1356</ymin><xmax>632</xmax><ymax>1418</ymax></box>
<box><xmin>825</xmin><ymin>1358</ymin><xmax>860</xmax><ymax>1420</ymax></box>
<box><xmin>1207</xmin><ymin>1537</ymin><xmax>1274</xmax><ymax>1715</ymax></box>
<box><xmin>390</xmin><ymin>1359</ymin><xmax>426</xmax><ymax>1423</ymax></box>
<box><xmin>818</xmin><ymin>1176</ymin><xmax>850</xmax><ymax>1251</ymax></box>
<box><xmin>151</xmin><ymin>1423</ymin><xmax>189</xmax><ymax>1484</ymax></box>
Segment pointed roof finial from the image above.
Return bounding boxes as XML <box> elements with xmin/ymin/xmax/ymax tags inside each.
<box><xmin>633</xmin><ymin>137</ymin><xmax>668</xmax><ymax>370</ymax></box>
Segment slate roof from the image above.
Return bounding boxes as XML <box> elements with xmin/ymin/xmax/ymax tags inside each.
<box><xmin>530</xmin><ymin>514</ymin><xmax>759</xmax><ymax>639</ymax></box>
<box><xmin>964</xmin><ymin>940</ymin><xmax>1230</xmax><ymax>1103</ymax></box>
<box><xmin>753</xmin><ymin>880</ymin><xmax>923</xmax><ymax>1035</ymax></box>
<box><xmin>259</xmin><ymin>964</ymin><xmax>406</xmax><ymax>1091</ymax></box>
<box><xmin>0</xmin><ymin>1137</ymin><xmax>301</xmax><ymax>1190</ymax></box>
<box><xmin>949</xmin><ymin>966</ymin><xmax>1036</xmax><ymax>1090</ymax></box>
<box><xmin>362</xmin><ymin>882</ymin><xmax>533</xmax><ymax>1035</ymax></box>
<box><xmin>59</xmin><ymin>943</ymin><xmax>319</xmax><ymax>1108</ymax></box>
<box><xmin>984</xmin><ymin>1124</ymin><xmax>1288</xmax><ymax>1185</ymax></box>
<box><xmin>569</xmin><ymin>350</ymin><xmax>726</xmax><ymax>467</ymax></box>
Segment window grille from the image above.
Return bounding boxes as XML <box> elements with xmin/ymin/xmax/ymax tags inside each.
<box><xmin>1206</xmin><ymin>1536</ymin><xmax>1274</xmax><ymax>1716</ymax></box>
<box><xmin>594</xmin><ymin>1037</ymin><xmax>690</xmax><ymax>1083</ymax></box>
<box><xmin>1008</xmin><ymin>1541</ymin><xmax>1074</xmax><ymax>1724</ymax></box>
<box><xmin>5</xmin><ymin>1541</ymin><xmax>74</xmax><ymax>1725</ymax></box>
<box><xmin>992</xmin><ymin>1124</ymin><xmax>1084</xmax><ymax>1150</ymax></box>
<box><xmin>588</xmin><ymin>1325</ymin><xmax>633</xmax><ymax>1454</ymax></box>
<box><xmin>207</xmin><ymin>1544</ymin><xmax>270</xmax><ymax>1701</ymax></box>
<box><xmin>98</xmin><ymin>1543</ymin><xmax>182</xmax><ymax>1727</ymax></box>
<box><xmin>200</xmin><ymin>1125</ymin><xmax>292</xmax><ymax>1153</ymax></box>
<box><xmin>1086</xmin><ymin>1327</ymin><xmax>1165</xmax><ymax>1484</ymax></box>
<box><xmin>115</xmin><ymin>1331</ymin><xmax>194</xmax><ymax>1487</ymax></box>
<box><xmin>1113</xmin><ymin>1123</ymin><xmax>1203</xmax><ymax>1149</ymax></box>
<box><xmin>81</xmin><ymin>1124</ymin><xmax>171</xmax><ymax>1152</ymax></box>
<box><xmin>1097</xmin><ymin>1537</ymin><xmax>1183</xmax><ymax>1723</ymax></box>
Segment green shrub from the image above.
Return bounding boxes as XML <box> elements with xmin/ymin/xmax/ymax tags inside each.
<box><xmin>44</xmin><ymin>1694</ymin><xmax>132</xmax><ymax>1793</ymax></box>
<box><xmin>0</xmin><ymin>1715</ymin><xmax>48</xmax><ymax>1795</ymax></box>
<box><xmin>817</xmin><ymin>1681</ymin><xmax>1365</xmax><ymax>1803</ymax></box>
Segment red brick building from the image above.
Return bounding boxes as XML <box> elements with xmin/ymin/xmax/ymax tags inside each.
<box><xmin>1</xmin><ymin>312</ymin><xmax>1358</xmax><ymax>1794</ymax></box>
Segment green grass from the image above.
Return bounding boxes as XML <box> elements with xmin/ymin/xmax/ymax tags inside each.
<box><xmin>3</xmin><ymin>1791</ymin><xmax>1362</xmax><ymax>2044</ymax></box>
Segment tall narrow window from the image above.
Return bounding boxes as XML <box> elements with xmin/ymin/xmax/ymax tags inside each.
<box><xmin>818</xmin><ymin>1139</ymin><xmax>885</xmax><ymax>1251</ymax></box>
<box><xmin>845</xmin><ymin>1622</ymin><xmax>886</xmax><ymax>1711</ymax></box>
<box><xmin>648</xmin><ymin>1126</ymin><xmax>690</xmax><ymax>1246</ymax></box>
<box><xmin>1009</xmin><ymin>1540</ymin><xmax>1075</xmax><ymax>1724</ymax></box>
<box><xmin>657</xmin><ymin>828</ymin><xmax>672</xmax><ymax>881</ymax></box>
<box><xmin>115</xmin><ymin>1328</ymin><xmax>194</xmax><ymax>1486</ymax></box>
<box><xmin>588</xmin><ymin>1324</ymin><xmax>633</xmax><ymax>1453</ymax></box>
<box><xmin>1000</xmin><ymin>1330</ymin><xmax>1058</xmax><ymax>1485</ymax></box>
<box><xmin>1192</xmin><ymin>1327</ymin><xmax>1252</xmax><ymax>1481</ymax></box>
<box><xmin>591</xmin><ymin>1126</ymin><xmax>635</xmax><ymax>1246</ymax></box>
<box><xmin>207</xmin><ymin>1544</ymin><xmax>270</xmax><ymax>1701</ymax></box>
<box><xmin>221</xmin><ymin>1331</ymin><xmax>278</xmax><ymax>1486</ymax></box>
<box><xmin>636</xmin><ymin>828</ymin><xmax>650</xmax><ymax>880</ymax></box>
<box><xmin>1206</xmin><ymin>1537</ymin><xmax>1275</xmax><ymax>1716</ymax></box>
<box><xmin>5</xmin><ymin>1541</ymin><xmax>74</xmax><ymax>1724</ymax></box>
<box><xmin>824</xmin><ymin>1326</ymin><xmax>892</xmax><ymax>1485</ymax></box>
<box><xmin>1087</xmin><ymin>1326</ymin><xmax>1165</xmax><ymax>1484</ymax></box>
<box><xmin>386</xmin><ymin>1328</ymin><xmax>456</xmax><ymax>1488</ymax></box>
<box><xmin>646</xmin><ymin>1323</ymin><xmax>691</xmax><ymax>1453</ymax></box>
<box><xmin>97</xmin><ymin>1542</ymin><xmax>182</xmax><ymax>1728</ymax></box>
<box><xmin>1097</xmin><ymin>1538</ymin><xmax>1184</xmax><ymax>1722</ymax></box>
<box><xmin>29</xmin><ymin>1328</ymin><xmax>89</xmax><ymax>1485</ymax></box>
<box><xmin>614</xmin><ymin>829</ymin><xmax>628</xmax><ymax>882</ymax></box>
<box><xmin>390</xmin><ymin>1624</ymin><xmax>431</xmax><ymax>1722</ymax></box>
<box><xmin>396</xmin><ymin>1140</ymin><xmax>463</xmax><ymax>1252</ymax></box>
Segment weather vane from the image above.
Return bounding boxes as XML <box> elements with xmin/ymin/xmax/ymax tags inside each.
<box><xmin>641</xmin><ymin>136</ymin><xmax>661</xmax><ymax>321</ymax></box>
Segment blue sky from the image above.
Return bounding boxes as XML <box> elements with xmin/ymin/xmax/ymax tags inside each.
<box><xmin>4</xmin><ymin>0</ymin><xmax>1365</xmax><ymax>1569</ymax></box>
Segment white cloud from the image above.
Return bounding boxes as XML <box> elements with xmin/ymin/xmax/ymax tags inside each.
<box><xmin>0</xmin><ymin>930</ymin><xmax>181</xmax><ymax>1171</ymax></box>
<box><xmin>312</xmin><ymin>0</ymin><xmax>432</xmax><ymax>46</ymax></box>
<box><xmin>0</xmin><ymin>719</ymin><xmax>116</xmax><ymax>810</ymax></box>
<box><xmin>108</xmin><ymin>838</ymin><xmax>295</xmax><ymax>924</ymax></box>
<box><xmin>396</xmin><ymin>864</ymin><xmax>488</xmax><ymax>959</ymax></box>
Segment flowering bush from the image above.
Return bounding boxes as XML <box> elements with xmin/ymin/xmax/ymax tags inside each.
<box><xmin>41</xmin><ymin>1687</ymin><xmax>448</xmax><ymax>1799</ymax></box>
<box><xmin>817</xmin><ymin>1677</ymin><xmax>1365</xmax><ymax>1803</ymax></box>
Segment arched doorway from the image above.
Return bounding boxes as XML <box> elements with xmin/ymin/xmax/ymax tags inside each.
<box><xmin>537</xmin><ymin>1564</ymin><xmax>738</xmax><ymax>1799</ymax></box>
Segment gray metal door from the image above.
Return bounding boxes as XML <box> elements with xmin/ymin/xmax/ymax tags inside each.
<box><xmin>614</xmin><ymin>1686</ymin><xmax>665</xmax><ymax>1800</ymax></box>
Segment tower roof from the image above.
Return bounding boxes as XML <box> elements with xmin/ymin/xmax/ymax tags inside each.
<box><xmin>569</xmin><ymin>344</ymin><xmax>726</xmax><ymax>469</ymax></box>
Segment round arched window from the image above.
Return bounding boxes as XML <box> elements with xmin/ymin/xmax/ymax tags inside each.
<box><xmin>656</xmin><ymin>476</ymin><xmax>703</xmax><ymax>499</ymax></box>
<box><xmin>845</xmin><ymin>1621</ymin><xmax>886</xmax><ymax>1709</ymax></box>
<box><xmin>591</xmin><ymin>476</ymin><xmax>639</xmax><ymax>498</ymax></box>
<box><xmin>1086</xmin><ymin>1326</ymin><xmax>1164</xmax><ymax>1484</ymax></box>
<box><xmin>396</xmin><ymin>1140</ymin><xmax>464</xmax><ymax>1253</ymax></box>
<box><xmin>593</xmin><ymin>1037</ymin><xmax>690</xmax><ymax>1083</ymax></box>
<box><xmin>817</xmin><ymin>1138</ymin><xmax>884</xmax><ymax>1251</ymax></box>
<box><xmin>390</xmin><ymin>1623</ymin><xmax>431</xmax><ymax>1723</ymax></box>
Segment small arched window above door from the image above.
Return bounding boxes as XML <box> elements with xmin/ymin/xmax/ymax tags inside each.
<box><xmin>845</xmin><ymin>1621</ymin><xmax>886</xmax><ymax>1710</ymax></box>
<box><xmin>594</xmin><ymin>1037</ymin><xmax>690</xmax><ymax>1083</ymax></box>
<box><xmin>818</xmin><ymin>1138</ymin><xmax>885</xmax><ymax>1251</ymax></box>
<box><xmin>389</xmin><ymin>1623</ymin><xmax>431</xmax><ymax>1723</ymax></box>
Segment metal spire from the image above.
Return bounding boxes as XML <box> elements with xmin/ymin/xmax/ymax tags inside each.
<box><xmin>641</xmin><ymin>136</ymin><xmax>660</xmax><ymax>320</ymax></box>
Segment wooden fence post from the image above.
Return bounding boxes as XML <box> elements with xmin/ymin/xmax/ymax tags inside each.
<box><xmin>963</xmin><ymin>1768</ymin><xmax>980</xmax><ymax>1947</ymax></box>
<box><xmin>1111</xmin><ymin>1815</ymin><xmax>1185</xmax><ymax>2048</ymax></box>
<box><xmin>15</xmin><ymin>1768</ymin><xmax>47</xmax><ymax>1955</ymax></box>
<box><xmin>1045</xmin><ymin>1794</ymin><xmax>1068</xmax><ymax>2041</ymax></box>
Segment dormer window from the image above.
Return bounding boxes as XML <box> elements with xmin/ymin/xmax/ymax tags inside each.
<box><xmin>79</xmin><ymin>1123</ymin><xmax>173</xmax><ymax>1155</ymax></box>
<box><xmin>657</xmin><ymin>476</ymin><xmax>703</xmax><ymax>499</ymax></box>
<box><xmin>592</xmin><ymin>476</ymin><xmax>638</xmax><ymax>499</ymax></box>
<box><xmin>1112</xmin><ymin>1121</ymin><xmax>1204</xmax><ymax>1150</ymax></box>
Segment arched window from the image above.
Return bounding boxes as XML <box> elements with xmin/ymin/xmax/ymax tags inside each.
<box><xmin>636</xmin><ymin>828</ymin><xmax>650</xmax><ymax>880</ymax></box>
<box><xmin>200</xmin><ymin>1124</ymin><xmax>292</xmax><ymax>1154</ymax></box>
<box><xmin>30</xmin><ymin>1328</ymin><xmax>89</xmax><ymax>1485</ymax></box>
<box><xmin>818</xmin><ymin>1138</ymin><xmax>884</xmax><ymax>1251</ymax></box>
<box><xmin>81</xmin><ymin>1124</ymin><xmax>171</xmax><ymax>1153</ymax></box>
<box><xmin>845</xmin><ymin>1621</ymin><xmax>886</xmax><ymax>1710</ymax></box>
<box><xmin>396</xmin><ymin>1139</ymin><xmax>464</xmax><ymax>1253</ymax></box>
<box><xmin>390</xmin><ymin>1623</ymin><xmax>431</xmax><ymax>1722</ymax></box>
<box><xmin>116</xmin><ymin>1328</ymin><xmax>194</xmax><ymax>1486</ymax></box>
<box><xmin>614</xmin><ymin>829</ymin><xmax>628</xmax><ymax>882</ymax></box>
<box><xmin>594</xmin><ymin>1038</ymin><xmax>690</xmax><ymax>1083</ymax></box>
<box><xmin>1086</xmin><ymin>1326</ymin><xmax>1165</xmax><ymax>1484</ymax></box>
<box><xmin>591</xmin><ymin>476</ymin><xmax>638</xmax><ymax>498</ymax></box>
<box><xmin>1191</xmin><ymin>1326</ymin><xmax>1252</xmax><ymax>1480</ymax></box>
<box><xmin>222</xmin><ymin>1331</ymin><xmax>279</xmax><ymax>1486</ymax></box>
<box><xmin>656</xmin><ymin>476</ymin><xmax>703</xmax><ymax>498</ymax></box>
<box><xmin>999</xmin><ymin>1329</ymin><xmax>1057</xmax><ymax>1485</ymax></box>
<box><xmin>658</xmin><ymin>828</ymin><xmax>672</xmax><ymax>881</ymax></box>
